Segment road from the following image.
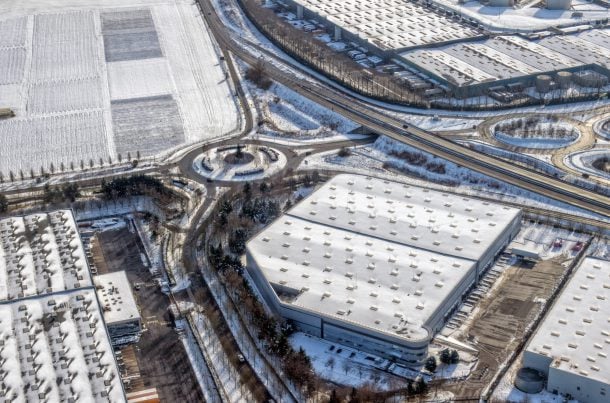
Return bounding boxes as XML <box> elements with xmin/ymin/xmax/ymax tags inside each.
<box><xmin>196</xmin><ymin>0</ymin><xmax>610</xmax><ymax>219</ymax></box>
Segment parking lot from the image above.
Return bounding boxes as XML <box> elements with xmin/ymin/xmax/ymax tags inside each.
<box><xmin>91</xmin><ymin>224</ymin><xmax>204</xmax><ymax>402</ymax></box>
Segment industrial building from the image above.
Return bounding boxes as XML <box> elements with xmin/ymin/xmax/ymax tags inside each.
<box><xmin>399</xmin><ymin>30</ymin><xmax>610</xmax><ymax>97</ymax></box>
<box><xmin>246</xmin><ymin>175</ymin><xmax>521</xmax><ymax>364</ymax></box>
<box><xmin>282</xmin><ymin>0</ymin><xmax>483</xmax><ymax>52</ymax></box>
<box><xmin>95</xmin><ymin>271</ymin><xmax>142</xmax><ymax>346</ymax></box>
<box><xmin>521</xmin><ymin>257</ymin><xmax>610</xmax><ymax>403</ymax></box>
<box><xmin>0</xmin><ymin>210</ymin><xmax>125</xmax><ymax>402</ymax></box>
<box><xmin>272</xmin><ymin>0</ymin><xmax>610</xmax><ymax>98</ymax></box>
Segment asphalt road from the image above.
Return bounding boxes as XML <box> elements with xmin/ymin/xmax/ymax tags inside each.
<box><xmin>195</xmin><ymin>0</ymin><xmax>610</xmax><ymax>219</ymax></box>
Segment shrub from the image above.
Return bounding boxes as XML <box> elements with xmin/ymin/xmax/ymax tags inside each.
<box><xmin>424</xmin><ymin>356</ymin><xmax>437</xmax><ymax>372</ymax></box>
<box><xmin>337</xmin><ymin>147</ymin><xmax>351</xmax><ymax>157</ymax></box>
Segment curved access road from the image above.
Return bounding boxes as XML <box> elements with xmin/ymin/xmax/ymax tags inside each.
<box><xmin>197</xmin><ymin>0</ymin><xmax>610</xmax><ymax>218</ymax></box>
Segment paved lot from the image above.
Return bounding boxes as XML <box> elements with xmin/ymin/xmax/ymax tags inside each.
<box><xmin>95</xmin><ymin>226</ymin><xmax>204</xmax><ymax>402</ymax></box>
<box><xmin>446</xmin><ymin>257</ymin><xmax>569</xmax><ymax>398</ymax></box>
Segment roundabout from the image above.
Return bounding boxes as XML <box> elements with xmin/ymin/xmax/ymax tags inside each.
<box><xmin>489</xmin><ymin>116</ymin><xmax>580</xmax><ymax>150</ymax></box>
<box><xmin>193</xmin><ymin>144</ymin><xmax>287</xmax><ymax>182</ymax></box>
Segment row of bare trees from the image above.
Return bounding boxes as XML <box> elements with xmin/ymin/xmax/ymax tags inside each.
<box><xmin>0</xmin><ymin>151</ymin><xmax>141</xmax><ymax>184</ymax></box>
<box><xmin>239</xmin><ymin>0</ymin><xmax>429</xmax><ymax>106</ymax></box>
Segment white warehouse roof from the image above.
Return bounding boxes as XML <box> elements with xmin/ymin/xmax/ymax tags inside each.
<box><xmin>0</xmin><ymin>210</ymin><xmax>92</xmax><ymax>301</ymax></box>
<box><xmin>525</xmin><ymin>256</ymin><xmax>610</xmax><ymax>383</ymax></box>
<box><xmin>291</xmin><ymin>0</ymin><xmax>481</xmax><ymax>50</ymax></box>
<box><xmin>287</xmin><ymin>174</ymin><xmax>521</xmax><ymax>262</ymax></box>
<box><xmin>248</xmin><ymin>215</ymin><xmax>475</xmax><ymax>341</ymax></box>
<box><xmin>0</xmin><ymin>210</ymin><xmax>125</xmax><ymax>402</ymax></box>
<box><xmin>0</xmin><ymin>289</ymin><xmax>125</xmax><ymax>402</ymax></box>
<box><xmin>248</xmin><ymin>175</ymin><xmax>520</xmax><ymax>342</ymax></box>
<box><xmin>95</xmin><ymin>271</ymin><xmax>140</xmax><ymax>326</ymax></box>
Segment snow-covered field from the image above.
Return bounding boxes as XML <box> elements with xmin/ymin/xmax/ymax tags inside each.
<box><xmin>107</xmin><ymin>59</ymin><xmax>173</xmax><ymax>100</ymax></box>
<box><xmin>0</xmin><ymin>0</ymin><xmax>238</xmax><ymax>175</ymax></box>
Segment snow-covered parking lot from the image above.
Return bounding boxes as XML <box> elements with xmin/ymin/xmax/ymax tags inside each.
<box><xmin>0</xmin><ymin>0</ymin><xmax>239</xmax><ymax>175</ymax></box>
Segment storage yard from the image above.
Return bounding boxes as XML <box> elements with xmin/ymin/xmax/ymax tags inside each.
<box><xmin>247</xmin><ymin>174</ymin><xmax>521</xmax><ymax>364</ymax></box>
<box><xmin>92</xmin><ymin>224</ymin><xmax>204</xmax><ymax>401</ymax></box>
<box><xmin>0</xmin><ymin>0</ymin><xmax>238</xmax><ymax>174</ymax></box>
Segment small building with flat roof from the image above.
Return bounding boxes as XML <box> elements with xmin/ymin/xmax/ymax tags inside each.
<box><xmin>95</xmin><ymin>271</ymin><xmax>142</xmax><ymax>346</ymax></box>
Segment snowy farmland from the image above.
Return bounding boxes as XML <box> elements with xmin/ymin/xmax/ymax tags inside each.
<box><xmin>0</xmin><ymin>0</ymin><xmax>238</xmax><ymax>175</ymax></box>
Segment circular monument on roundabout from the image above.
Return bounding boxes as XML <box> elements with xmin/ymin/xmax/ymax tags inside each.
<box><xmin>193</xmin><ymin>144</ymin><xmax>287</xmax><ymax>182</ymax></box>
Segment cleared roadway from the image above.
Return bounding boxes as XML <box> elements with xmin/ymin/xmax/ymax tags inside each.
<box><xmin>197</xmin><ymin>0</ymin><xmax>610</xmax><ymax>219</ymax></box>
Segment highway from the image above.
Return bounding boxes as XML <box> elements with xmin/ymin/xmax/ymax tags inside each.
<box><xmin>196</xmin><ymin>0</ymin><xmax>610</xmax><ymax>219</ymax></box>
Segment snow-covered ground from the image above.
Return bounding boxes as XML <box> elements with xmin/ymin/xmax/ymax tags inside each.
<box><xmin>192</xmin><ymin>145</ymin><xmax>287</xmax><ymax>181</ymax></box>
<box><xmin>492</xmin><ymin>357</ymin><xmax>579</xmax><ymax>403</ymax></box>
<box><xmin>290</xmin><ymin>332</ymin><xmax>408</xmax><ymax>390</ymax></box>
<box><xmin>592</xmin><ymin>116</ymin><xmax>610</xmax><ymax>140</ymax></box>
<box><xmin>509</xmin><ymin>221</ymin><xmax>592</xmax><ymax>260</ymax></box>
<box><xmin>463</xmin><ymin>141</ymin><xmax>561</xmax><ymax>176</ymax></box>
<box><xmin>565</xmin><ymin>148</ymin><xmax>610</xmax><ymax>180</ymax></box>
<box><xmin>0</xmin><ymin>0</ymin><xmax>238</xmax><ymax>175</ymax></box>
<box><xmin>175</xmin><ymin>318</ymin><xmax>225</xmax><ymax>403</ymax></box>
<box><xmin>494</xmin><ymin>131</ymin><xmax>579</xmax><ymax>149</ymax></box>
<box><xmin>242</xmin><ymin>70</ymin><xmax>368</xmax><ymax>143</ymax></box>
<box><xmin>300</xmin><ymin>136</ymin><xmax>609</xmax><ymax>223</ymax></box>
<box><xmin>491</xmin><ymin>118</ymin><xmax>580</xmax><ymax>149</ymax></box>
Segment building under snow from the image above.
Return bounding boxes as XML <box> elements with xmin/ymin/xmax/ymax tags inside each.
<box><xmin>246</xmin><ymin>175</ymin><xmax>521</xmax><ymax>363</ymax></box>
<box><xmin>95</xmin><ymin>271</ymin><xmax>142</xmax><ymax>346</ymax></box>
<box><xmin>284</xmin><ymin>0</ymin><xmax>483</xmax><ymax>51</ymax></box>
<box><xmin>522</xmin><ymin>256</ymin><xmax>610</xmax><ymax>403</ymax></box>
<box><xmin>0</xmin><ymin>210</ymin><xmax>125</xmax><ymax>402</ymax></box>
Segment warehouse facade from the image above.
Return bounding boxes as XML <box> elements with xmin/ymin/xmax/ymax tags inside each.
<box><xmin>246</xmin><ymin>175</ymin><xmax>521</xmax><ymax>364</ymax></box>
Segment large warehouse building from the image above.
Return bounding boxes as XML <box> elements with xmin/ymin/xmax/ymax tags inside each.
<box><xmin>400</xmin><ymin>30</ymin><xmax>610</xmax><ymax>97</ymax></box>
<box><xmin>522</xmin><ymin>257</ymin><xmax>610</xmax><ymax>403</ymax></box>
<box><xmin>283</xmin><ymin>0</ymin><xmax>483</xmax><ymax>52</ymax></box>
<box><xmin>246</xmin><ymin>175</ymin><xmax>521</xmax><ymax>363</ymax></box>
<box><xmin>0</xmin><ymin>210</ymin><xmax>125</xmax><ymax>402</ymax></box>
<box><xmin>276</xmin><ymin>0</ymin><xmax>610</xmax><ymax>97</ymax></box>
